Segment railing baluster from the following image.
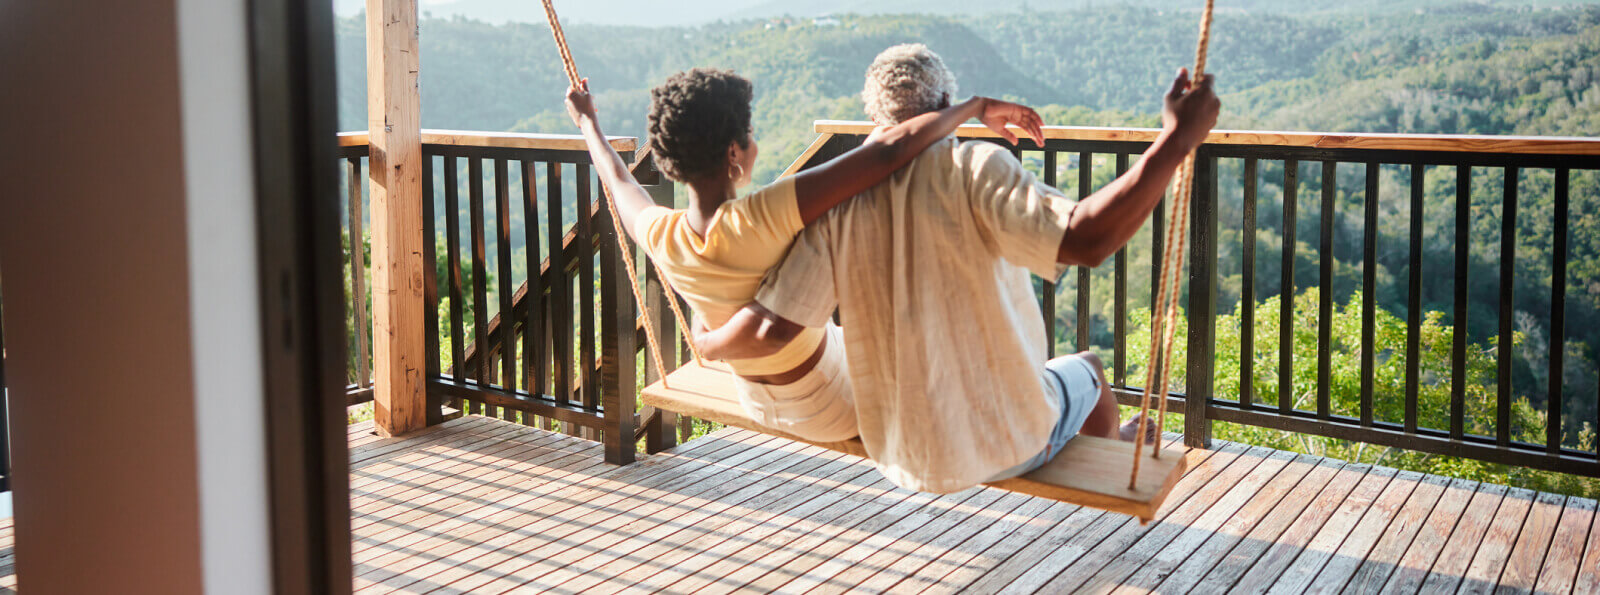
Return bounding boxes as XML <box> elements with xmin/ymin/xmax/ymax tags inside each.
<box><xmin>470</xmin><ymin>157</ymin><xmax>490</xmax><ymax>417</ymax></box>
<box><xmin>1152</xmin><ymin>192</ymin><xmax>1164</xmax><ymax>317</ymax></box>
<box><xmin>1452</xmin><ymin>166</ymin><xmax>1470</xmax><ymax>440</ymax></box>
<box><xmin>1042</xmin><ymin>150</ymin><xmax>1057</xmax><ymax>357</ymax></box>
<box><xmin>1318</xmin><ymin>161</ymin><xmax>1335</xmax><ymax>420</ymax></box>
<box><xmin>548</xmin><ymin>163</ymin><xmax>572</xmax><ymax>414</ymax></box>
<box><xmin>495</xmin><ymin>159</ymin><xmax>516</xmax><ymax>420</ymax></box>
<box><xmin>1185</xmin><ymin>152</ymin><xmax>1218</xmax><ymax>447</ymax></box>
<box><xmin>1406</xmin><ymin>163</ymin><xmax>1423</xmax><ymax>434</ymax></box>
<box><xmin>1114</xmin><ymin>154</ymin><xmax>1129</xmax><ymax>387</ymax></box>
<box><xmin>599</xmin><ymin>192</ymin><xmax>638</xmax><ymax>464</ymax></box>
<box><xmin>445</xmin><ymin>152</ymin><xmax>465</xmax><ymax>412</ymax></box>
<box><xmin>1241</xmin><ymin>158</ymin><xmax>1257</xmax><ymax>409</ymax></box>
<box><xmin>1077</xmin><ymin>151</ymin><xmax>1092</xmax><ymax>353</ymax></box>
<box><xmin>1362</xmin><ymin>162</ymin><xmax>1379</xmax><ymax>428</ymax></box>
<box><xmin>423</xmin><ymin>152</ymin><xmax>441</xmax><ymax>425</ymax></box>
<box><xmin>578</xmin><ymin>164</ymin><xmax>597</xmax><ymax>429</ymax></box>
<box><xmin>521</xmin><ymin>160</ymin><xmax>543</xmax><ymax>426</ymax></box>
<box><xmin>1279</xmin><ymin>159</ymin><xmax>1297</xmax><ymax>414</ymax></box>
<box><xmin>348</xmin><ymin>157</ymin><xmax>369</xmax><ymax>389</ymax></box>
<box><xmin>1498</xmin><ymin>167</ymin><xmax>1518</xmax><ymax>447</ymax></box>
<box><xmin>1549</xmin><ymin>168</ymin><xmax>1568</xmax><ymax>454</ymax></box>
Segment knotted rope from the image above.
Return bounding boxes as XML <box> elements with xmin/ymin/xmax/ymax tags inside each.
<box><xmin>539</xmin><ymin>0</ymin><xmax>704</xmax><ymax>388</ymax></box>
<box><xmin>1131</xmin><ymin>0</ymin><xmax>1214</xmax><ymax>488</ymax></box>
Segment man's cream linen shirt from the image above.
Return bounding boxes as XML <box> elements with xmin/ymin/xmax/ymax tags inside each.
<box><xmin>756</xmin><ymin>137</ymin><xmax>1076</xmax><ymax>493</ymax></box>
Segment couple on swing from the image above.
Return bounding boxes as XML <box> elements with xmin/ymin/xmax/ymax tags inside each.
<box><xmin>568</xmin><ymin>44</ymin><xmax>1219</xmax><ymax>494</ymax></box>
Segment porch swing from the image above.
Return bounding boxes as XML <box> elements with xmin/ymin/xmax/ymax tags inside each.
<box><xmin>538</xmin><ymin>0</ymin><xmax>1215</xmax><ymax>523</ymax></box>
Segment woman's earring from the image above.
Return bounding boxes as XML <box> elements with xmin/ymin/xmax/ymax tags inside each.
<box><xmin>730</xmin><ymin>163</ymin><xmax>744</xmax><ymax>183</ymax></box>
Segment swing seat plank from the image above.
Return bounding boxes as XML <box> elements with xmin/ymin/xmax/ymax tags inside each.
<box><xmin>641</xmin><ymin>360</ymin><xmax>1188</xmax><ymax>522</ymax></box>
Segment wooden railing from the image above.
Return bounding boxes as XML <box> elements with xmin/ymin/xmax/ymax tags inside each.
<box><xmin>802</xmin><ymin>121</ymin><xmax>1600</xmax><ymax>478</ymax></box>
<box><xmin>338</xmin><ymin>130</ymin><xmax>683</xmax><ymax>464</ymax></box>
<box><xmin>339</xmin><ymin>122</ymin><xmax>1600</xmax><ymax>478</ymax></box>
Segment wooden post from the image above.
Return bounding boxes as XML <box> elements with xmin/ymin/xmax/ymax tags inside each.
<box><xmin>367</xmin><ymin>0</ymin><xmax>426</xmax><ymax>437</ymax></box>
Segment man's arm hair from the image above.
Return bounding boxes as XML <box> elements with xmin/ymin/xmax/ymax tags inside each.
<box><xmin>692</xmin><ymin>302</ymin><xmax>806</xmax><ymax>361</ymax></box>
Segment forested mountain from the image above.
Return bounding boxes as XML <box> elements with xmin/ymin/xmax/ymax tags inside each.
<box><xmin>335</xmin><ymin>4</ymin><xmax>1600</xmax><ymax>494</ymax></box>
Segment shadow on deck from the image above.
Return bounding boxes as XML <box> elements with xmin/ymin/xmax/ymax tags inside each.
<box><xmin>345</xmin><ymin>416</ymin><xmax>1598</xmax><ymax>594</ymax></box>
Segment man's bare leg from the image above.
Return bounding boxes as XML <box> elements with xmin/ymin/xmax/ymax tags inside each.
<box><xmin>1072</xmin><ymin>351</ymin><xmax>1157</xmax><ymax>444</ymax></box>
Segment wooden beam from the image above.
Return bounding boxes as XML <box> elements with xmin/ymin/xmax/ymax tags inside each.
<box><xmin>367</xmin><ymin>0</ymin><xmax>426</xmax><ymax>437</ymax></box>
<box><xmin>337</xmin><ymin>130</ymin><xmax>637</xmax><ymax>152</ymax></box>
<box><xmin>813</xmin><ymin>120</ymin><xmax>1600</xmax><ymax>156</ymax></box>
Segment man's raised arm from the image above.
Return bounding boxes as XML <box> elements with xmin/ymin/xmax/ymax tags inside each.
<box><xmin>1056</xmin><ymin>68</ymin><xmax>1219</xmax><ymax>267</ymax></box>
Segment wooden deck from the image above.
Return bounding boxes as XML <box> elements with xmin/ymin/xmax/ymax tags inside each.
<box><xmin>2</xmin><ymin>415</ymin><xmax>1591</xmax><ymax>592</ymax></box>
<box><xmin>340</xmin><ymin>416</ymin><xmax>1600</xmax><ymax>594</ymax></box>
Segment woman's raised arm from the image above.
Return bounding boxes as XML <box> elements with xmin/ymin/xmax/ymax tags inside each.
<box><xmin>566</xmin><ymin>79</ymin><xmax>659</xmax><ymax>244</ymax></box>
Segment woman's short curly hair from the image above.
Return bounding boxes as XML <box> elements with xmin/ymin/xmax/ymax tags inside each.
<box><xmin>862</xmin><ymin>44</ymin><xmax>958</xmax><ymax>125</ymax></box>
<box><xmin>646</xmin><ymin>68</ymin><xmax>753</xmax><ymax>183</ymax></box>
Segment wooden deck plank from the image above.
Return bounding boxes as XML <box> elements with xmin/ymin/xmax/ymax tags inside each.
<box><xmin>350</xmin><ymin>432</ymin><xmax>599</xmax><ymax>537</ymax></box>
<box><xmin>1040</xmin><ymin>443</ymin><xmax>1274</xmax><ymax>593</ymax></box>
<box><xmin>632</xmin><ymin>469</ymin><xmax>901</xmax><ymax>594</ymax></box>
<box><xmin>888</xmin><ymin>496</ymin><xmax>1059</xmax><ymax>594</ymax></box>
<box><xmin>349</xmin><ymin>428</ymin><xmax>569</xmax><ymax>522</ymax></box>
<box><xmin>1300</xmin><ymin>469</ymin><xmax>1423</xmax><ymax>594</ymax></box>
<box><xmin>392</xmin><ymin>437</ymin><xmax>831</xmax><ymax>593</ymax></box>
<box><xmin>1568</xmin><ymin>497</ymin><xmax>1600</xmax><ymax>594</ymax></box>
<box><xmin>768</xmin><ymin>488</ymin><xmax>985</xmax><ymax>594</ymax></box>
<box><xmin>514</xmin><ymin>451</ymin><xmax>864</xmax><ymax>593</ymax></box>
<box><xmin>353</xmin><ymin>430</ymin><xmax>778</xmax><ymax>589</ymax></box>
<box><xmin>347</xmin><ymin>419</ymin><xmax>518</xmax><ymax>487</ymax></box>
<box><xmin>349</xmin><ymin>416</ymin><xmax>492</xmax><ymax>468</ymax></box>
<box><xmin>925</xmin><ymin>503</ymin><xmax>1105</xmax><ymax>595</ymax></box>
<box><xmin>1336</xmin><ymin>472</ymin><xmax>1450</xmax><ymax>594</ymax></box>
<box><xmin>1456</xmin><ymin>487</ymin><xmax>1538</xmax><ymax>593</ymax></box>
<box><xmin>1243</xmin><ymin>465</ymin><xmax>1396</xmax><ymax>594</ymax></box>
<box><xmin>1414</xmin><ymin>482</ymin><xmax>1510</xmax><ymax>592</ymax></box>
<box><xmin>739</xmin><ymin>480</ymin><xmax>956</xmax><ymax>593</ymax></box>
<box><xmin>1376</xmin><ymin>477</ymin><xmax>1481</xmax><ymax>593</ymax></box>
<box><xmin>1495</xmin><ymin>490</ymin><xmax>1566</xmax><ymax>594</ymax></box>
<box><xmin>814</xmin><ymin>486</ymin><xmax>1013</xmax><ymax>594</ymax></box>
<box><xmin>350</xmin><ymin>437</ymin><xmax>605</xmax><ymax>554</ymax></box>
<box><xmin>847</xmin><ymin>490</ymin><xmax>1035</xmax><ymax>593</ymax></box>
<box><xmin>1191</xmin><ymin>460</ymin><xmax>1372</xmax><ymax>592</ymax></box>
<box><xmin>1077</xmin><ymin>447</ymin><xmax>1294</xmax><ymax>594</ymax></box>
<box><xmin>1147</xmin><ymin>454</ymin><xmax>1332</xmax><ymax>594</ymax></box>
<box><xmin>361</xmin><ymin>431</ymin><xmax>792</xmax><ymax>590</ymax></box>
<box><xmin>1107</xmin><ymin>449</ymin><xmax>1305</xmax><ymax>595</ymax></box>
<box><xmin>1534</xmin><ymin>497</ymin><xmax>1595</xmax><ymax>595</ymax></box>
<box><xmin>993</xmin><ymin>442</ymin><xmax>1249</xmax><ymax>594</ymax></box>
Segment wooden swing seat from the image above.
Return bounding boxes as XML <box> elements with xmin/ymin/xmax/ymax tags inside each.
<box><xmin>641</xmin><ymin>360</ymin><xmax>1189</xmax><ymax>523</ymax></box>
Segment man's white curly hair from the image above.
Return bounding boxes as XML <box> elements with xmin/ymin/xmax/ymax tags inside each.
<box><xmin>862</xmin><ymin>44</ymin><xmax>958</xmax><ymax>125</ymax></box>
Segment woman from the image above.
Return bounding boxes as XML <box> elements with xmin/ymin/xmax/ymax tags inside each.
<box><xmin>566</xmin><ymin>67</ymin><xmax>1044</xmax><ymax>442</ymax></box>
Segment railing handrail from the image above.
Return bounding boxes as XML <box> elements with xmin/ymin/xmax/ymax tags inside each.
<box><xmin>814</xmin><ymin>120</ymin><xmax>1600</xmax><ymax>156</ymax></box>
<box><xmin>337</xmin><ymin>129</ymin><xmax>637</xmax><ymax>152</ymax></box>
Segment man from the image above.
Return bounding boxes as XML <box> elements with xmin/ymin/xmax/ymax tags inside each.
<box><xmin>694</xmin><ymin>44</ymin><xmax>1219</xmax><ymax>493</ymax></box>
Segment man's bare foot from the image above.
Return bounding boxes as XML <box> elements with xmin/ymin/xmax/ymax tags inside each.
<box><xmin>1119</xmin><ymin>415</ymin><xmax>1159</xmax><ymax>444</ymax></box>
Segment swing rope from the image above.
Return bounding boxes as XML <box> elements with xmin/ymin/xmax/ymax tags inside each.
<box><xmin>1131</xmin><ymin>0</ymin><xmax>1215</xmax><ymax>488</ymax></box>
<box><xmin>539</xmin><ymin>0</ymin><xmax>704</xmax><ymax>389</ymax></box>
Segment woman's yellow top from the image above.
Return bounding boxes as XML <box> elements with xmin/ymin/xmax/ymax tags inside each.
<box><xmin>633</xmin><ymin>176</ymin><xmax>825</xmax><ymax>376</ymax></box>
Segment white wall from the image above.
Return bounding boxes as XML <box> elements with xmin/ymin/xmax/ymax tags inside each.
<box><xmin>177</xmin><ymin>0</ymin><xmax>274</xmax><ymax>591</ymax></box>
